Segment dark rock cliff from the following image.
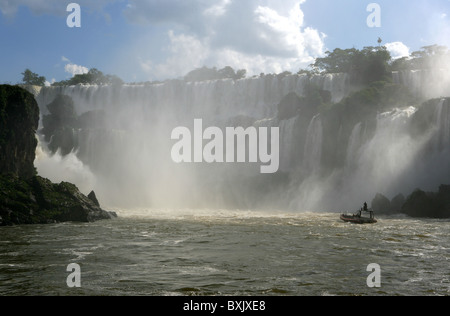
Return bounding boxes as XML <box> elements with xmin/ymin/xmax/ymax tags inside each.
<box><xmin>0</xmin><ymin>85</ymin><xmax>116</xmax><ymax>226</ymax></box>
<box><xmin>0</xmin><ymin>85</ymin><xmax>39</xmax><ymax>179</ymax></box>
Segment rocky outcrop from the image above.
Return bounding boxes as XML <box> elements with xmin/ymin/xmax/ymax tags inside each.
<box><xmin>88</xmin><ymin>190</ymin><xmax>100</xmax><ymax>207</ymax></box>
<box><xmin>371</xmin><ymin>187</ymin><xmax>450</xmax><ymax>218</ymax></box>
<box><xmin>0</xmin><ymin>175</ymin><xmax>116</xmax><ymax>225</ymax></box>
<box><xmin>390</xmin><ymin>194</ymin><xmax>406</xmax><ymax>213</ymax></box>
<box><xmin>371</xmin><ymin>193</ymin><xmax>392</xmax><ymax>215</ymax></box>
<box><xmin>401</xmin><ymin>185</ymin><xmax>450</xmax><ymax>218</ymax></box>
<box><xmin>0</xmin><ymin>85</ymin><xmax>116</xmax><ymax>226</ymax></box>
<box><xmin>0</xmin><ymin>85</ymin><xmax>40</xmax><ymax>179</ymax></box>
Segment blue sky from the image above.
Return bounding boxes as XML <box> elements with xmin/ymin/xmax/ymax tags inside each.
<box><xmin>0</xmin><ymin>0</ymin><xmax>449</xmax><ymax>84</ymax></box>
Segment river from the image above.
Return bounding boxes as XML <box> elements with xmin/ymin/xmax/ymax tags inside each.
<box><xmin>1</xmin><ymin>210</ymin><xmax>449</xmax><ymax>296</ymax></box>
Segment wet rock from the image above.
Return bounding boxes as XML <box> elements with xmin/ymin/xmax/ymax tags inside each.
<box><xmin>0</xmin><ymin>85</ymin><xmax>117</xmax><ymax>226</ymax></box>
<box><xmin>88</xmin><ymin>190</ymin><xmax>100</xmax><ymax>207</ymax></box>
<box><xmin>401</xmin><ymin>185</ymin><xmax>450</xmax><ymax>218</ymax></box>
<box><xmin>0</xmin><ymin>85</ymin><xmax>39</xmax><ymax>179</ymax></box>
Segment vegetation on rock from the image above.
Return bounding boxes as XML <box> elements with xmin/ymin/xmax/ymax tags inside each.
<box><xmin>0</xmin><ymin>85</ymin><xmax>116</xmax><ymax>226</ymax></box>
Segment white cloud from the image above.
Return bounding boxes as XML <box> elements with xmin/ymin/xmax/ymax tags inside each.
<box><xmin>203</xmin><ymin>0</ymin><xmax>231</xmax><ymax>17</ymax></box>
<box><xmin>2</xmin><ymin>0</ymin><xmax>327</xmax><ymax>81</ymax></box>
<box><xmin>64</xmin><ymin>63</ymin><xmax>89</xmax><ymax>77</ymax></box>
<box><xmin>385</xmin><ymin>42</ymin><xmax>410</xmax><ymax>60</ymax></box>
<box><xmin>134</xmin><ymin>1</ymin><xmax>326</xmax><ymax>80</ymax></box>
<box><xmin>140</xmin><ymin>31</ymin><xmax>211</xmax><ymax>80</ymax></box>
<box><xmin>60</xmin><ymin>56</ymin><xmax>89</xmax><ymax>77</ymax></box>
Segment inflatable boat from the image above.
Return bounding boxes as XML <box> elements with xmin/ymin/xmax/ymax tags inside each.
<box><xmin>340</xmin><ymin>212</ymin><xmax>377</xmax><ymax>224</ymax></box>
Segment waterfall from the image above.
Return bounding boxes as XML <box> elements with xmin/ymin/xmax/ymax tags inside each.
<box><xmin>392</xmin><ymin>69</ymin><xmax>450</xmax><ymax>100</ymax></box>
<box><xmin>30</xmin><ymin>72</ymin><xmax>450</xmax><ymax>211</ymax></box>
<box><xmin>434</xmin><ymin>99</ymin><xmax>450</xmax><ymax>152</ymax></box>
<box><xmin>303</xmin><ymin>115</ymin><xmax>323</xmax><ymax>173</ymax></box>
<box><xmin>346</xmin><ymin>122</ymin><xmax>362</xmax><ymax>169</ymax></box>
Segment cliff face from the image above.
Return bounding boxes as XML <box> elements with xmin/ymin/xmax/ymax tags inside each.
<box><xmin>0</xmin><ymin>85</ymin><xmax>39</xmax><ymax>179</ymax></box>
<box><xmin>0</xmin><ymin>85</ymin><xmax>116</xmax><ymax>226</ymax></box>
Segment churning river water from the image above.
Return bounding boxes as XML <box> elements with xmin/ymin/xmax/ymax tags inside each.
<box><xmin>1</xmin><ymin>210</ymin><xmax>449</xmax><ymax>296</ymax></box>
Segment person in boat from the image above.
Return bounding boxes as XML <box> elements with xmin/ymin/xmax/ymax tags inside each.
<box><xmin>363</xmin><ymin>202</ymin><xmax>368</xmax><ymax>211</ymax></box>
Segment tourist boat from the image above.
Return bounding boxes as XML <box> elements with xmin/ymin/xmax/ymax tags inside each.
<box><xmin>340</xmin><ymin>211</ymin><xmax>377</xmax><ymax>224</ymax></box>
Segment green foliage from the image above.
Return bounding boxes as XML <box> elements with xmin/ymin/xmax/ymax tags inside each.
<box><xmin>52</xmin><ymin>68</ymin><xmax>124</xmax><ymax>86</ymax></box>
<box><xmin>21</xmin><ymin>69</ymin><xmax>46</xmax><ymax>86</ymax></box>
<box><xmin>185</xmin><ymin>66</ymin><xmax>246</xmax><ymax>82</ymax></box>
<box><xmin>313</xmin><ymin>46</ymin><xmax>391</xmax><ymax>84</ymax></box>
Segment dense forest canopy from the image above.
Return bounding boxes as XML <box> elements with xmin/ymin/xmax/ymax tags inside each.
<box><xmin>311</xmin><ymin>46</ymin><xmax>391</xmax><ymax>84</ymax></box>
<box><xmin>184</xmin><ymin>66</ymin><xmax>247</xmax><ymax>82</ymax></box>
<box><xmin>51</xmin><ymin>68</ymin><xmax>124</xmax><ymax>86</ymax></box>
<box><xmin>18</xmin><ymin>44</ymin><xmax>450</xmax><ymax>87</ymax></box>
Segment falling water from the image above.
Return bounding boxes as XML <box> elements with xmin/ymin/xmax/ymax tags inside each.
<box><xmin>29</xmin><ymin>71</ymin><xmax>450</xmax><ymax>211</ymax></box>
<box><xmin>303</xmin><ymin>115</ymin><xmax>323</xmax><ymax>174</ymax></box>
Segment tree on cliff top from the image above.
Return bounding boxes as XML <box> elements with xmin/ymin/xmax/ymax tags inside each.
<box><xmin>21</xmin><ymin>69</ymin><xmax>46</xmax><ymax>86</ymax></box>
<box><xmin>184</xmin><ymin>66</ymin><xmax>246</xmax><ymax>82</ymax></box>
<box><xmin>52</xmin><ymin>68</ymin><xmax>124</xmax><ymax>86</ymax></box>
<box><xmin>312</xmin><ymin>46</ymin><xmax>391</xmax><ymax>84</ymax></box>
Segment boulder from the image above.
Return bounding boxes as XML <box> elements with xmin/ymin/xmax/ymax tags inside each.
<box><xmin>88</xmin><ymin>190</ymin><xmax>100</xmax><ymax>207</ymax></box>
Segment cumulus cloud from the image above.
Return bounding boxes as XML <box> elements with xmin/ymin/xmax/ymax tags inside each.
<box><xmin>385</xmin><ymin>42</ymin><xmax>411</xmax><ymax>60</ymax></box>
<box><xmin>64</xmin><ymin>63</ymin><xmax>89</xmax><ymax>77</ymax></box>
<box><xmin>61</xmin><ymin>57</ymin><xmax>89</xmax><ymax>77</ymax></box>
<box><xmin>2</xmin><ymin>0</ymin><xmax>327</xmax><ymax>81</ymax></box>
<box><xmin>133</xmin><ymin>0</ymin><xmax>327</xmax><ymax>80</ymax></box>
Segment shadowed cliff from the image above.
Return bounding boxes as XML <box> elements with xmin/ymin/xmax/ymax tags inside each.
<box><xmin>0</xmin><ymin>85</ymin><xmax>116</xmax><ymax>226</ymax></box>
